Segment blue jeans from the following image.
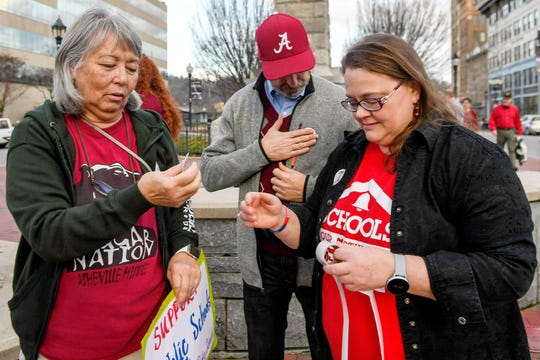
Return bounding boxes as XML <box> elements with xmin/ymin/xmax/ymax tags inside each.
<box><xmin>243</xmin><ymin>251</ymin><xmax>331</xmax><ymax>360</ymax></box>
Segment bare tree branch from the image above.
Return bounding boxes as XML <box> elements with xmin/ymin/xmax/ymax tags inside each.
<box><xmin>190</xmin><ymin>0</ymin><xmax>273</xmax><ymax>92</ymax></box>
<box><xmin>353</xmin><ymin>0</ymin><xmax>449</xmax><ymax>80</ymax></box>
<box><xmin>0</xmin><ymin>52</ymin><xmax>27</xmax><ymax>117</ymax></box>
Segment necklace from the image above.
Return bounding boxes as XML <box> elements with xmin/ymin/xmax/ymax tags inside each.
<box><xmin>74</xmin><ymin>113</ymin><xmax>137</xmax><ymax>196</ymax></box>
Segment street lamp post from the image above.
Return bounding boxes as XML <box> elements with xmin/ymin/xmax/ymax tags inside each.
<box><xmin>51</xmin><ymin>16</ymin><xmax>67</xmax><ymax>50</ymax></box>
<box><xmin>186</xmin><ymin>64</ymin><xmax>193</xmax><ymax>154</ymax></box>
<box><xmin>452</xmin><ymin>53</ymin><xmax>460</xmax><ymax>98</ymax></box>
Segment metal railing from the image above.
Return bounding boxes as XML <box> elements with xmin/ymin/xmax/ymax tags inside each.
<box><xmin>177</xmin><ymin>119</ymin><xmax>213</xmax><ymax>156</ymax></box>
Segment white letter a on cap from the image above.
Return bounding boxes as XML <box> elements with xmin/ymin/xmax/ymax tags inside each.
<box><xmin>274</xmin><ymin>32</ymin><xmax>293</xmax><ymax>54</ymax></box>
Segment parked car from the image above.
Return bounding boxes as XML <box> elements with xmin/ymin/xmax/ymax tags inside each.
<box><xmin>521</xmin><ymin>115</ymin><xmax>540</xmax><ymax>135</ymax></box>
<box><xmin>0</xmin><ymin>118</ymin><xmax>13</xmax><ymax>147</ymax></box>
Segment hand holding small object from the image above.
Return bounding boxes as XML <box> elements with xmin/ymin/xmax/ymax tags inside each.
<box><xmin>137</xmin><ymin>161</ymin><xmax>201</xmax><ymax>207</ymax></box>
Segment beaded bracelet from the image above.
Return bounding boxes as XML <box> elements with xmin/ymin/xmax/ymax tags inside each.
<box><xmin>267</xmin><ymin>207</ymin><xmax>290</xmax><ymax>234</ymax></box>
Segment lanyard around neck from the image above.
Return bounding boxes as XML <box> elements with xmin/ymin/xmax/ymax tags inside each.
<box><xmin>79</xmin><ymin>114</ymin><xmax>153</xmax><ymax>173</ymax></box>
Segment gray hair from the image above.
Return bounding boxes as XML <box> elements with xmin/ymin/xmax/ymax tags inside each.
<box><xmin>53</xmin><ymin>7</ymin><xmax>142</xmax><ymax>114</ymax></box>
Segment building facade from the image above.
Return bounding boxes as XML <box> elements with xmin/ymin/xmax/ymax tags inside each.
<box><xmin>453</xmin><ymin>0</ymin><xmax>489</xmax><ymax>122</ymax></box>
<box><xmin>274</xmin><ymin>0</ymin><xmax>340</xmax><ymax>81</ymax></box>
<box><xmin>0</xmin><ymin>0</ymin><xmax>167</xmax><ymax>122</ymax></box>
<box><xmin>477</xmin><ymin>0</ymin><xmax>540</xmax><ymax>115</ymax></box>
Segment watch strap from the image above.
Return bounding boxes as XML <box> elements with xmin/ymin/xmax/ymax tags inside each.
<box><xmin>394</xmin><ymin>253</ymin><xmax>406</xmax><ymax>277</ymax></box>
<box><xmin>175</xmin><ymin>244</ymin><xmax>200</xmax><ymax>260</ymax></box>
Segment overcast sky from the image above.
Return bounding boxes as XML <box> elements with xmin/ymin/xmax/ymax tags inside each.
<box><xmin>165</xmin><ymin>0</ymin><xmax>359</xmax><ymax>77</ymax></box>
<box><xmin>165</xmin><ymin>0</ymin><xmax>450</xmax><ymax>81</ymax></box>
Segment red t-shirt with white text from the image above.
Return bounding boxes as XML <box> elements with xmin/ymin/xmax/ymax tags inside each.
<box><xmin>40</xmin><ymin>114</ymin><xmax>166</xmax><ymax>360</ymax></box>
<box><xmin>320</xmin><ymin>142</ymin><xmax>405</xmax><ymax>360</ymax></box>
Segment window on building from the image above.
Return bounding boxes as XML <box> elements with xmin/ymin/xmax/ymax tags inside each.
<box><xmin>502</xmin><ymin>4</ymin><xmax>510</xmax><ymax>17</ymax></box>
<box><xmin>528</xmin><ymin>40</ymin><xmax>535</xmax><ymax>57</ymax></box>
<box><xmin>490</xmin><ymin>12</ymin><xmax>497</xmax><ymax>24</ymax></box>
<box><xmin>523</xmin><ymin>95</ymin><xmax>539</xmax><ymax>115</ymax></box>
<box><xmin>480</xmin><ymin>31</ymin><xmax>486</xmax><ymax>43</ymax></box>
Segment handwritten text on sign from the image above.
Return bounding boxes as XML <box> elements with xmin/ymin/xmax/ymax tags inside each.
<box><xmin>142</xmin><ymin>252</ymin><xmax>216</xmax><ymax>360</ymax></box>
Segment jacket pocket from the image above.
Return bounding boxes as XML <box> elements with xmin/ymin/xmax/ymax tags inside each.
<box><xmin>8</xmin><ymin>259</ymin><xmax>61</xmax><ymax>358</ymax></box>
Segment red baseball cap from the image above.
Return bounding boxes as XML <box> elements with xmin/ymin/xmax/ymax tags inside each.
<box><xmin>256</xmin><ymin>13</ymin><xmax>315</xmax><ymax>80</ymax></box>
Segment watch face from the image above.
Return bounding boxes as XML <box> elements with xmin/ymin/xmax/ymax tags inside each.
<box><xmin>189</xmin><ymin>245</ymin><xmax>200</xmax><ymax>259</ymax></box>
<box><xmin>387</xmin><ymin>277</ymin><xmax>409</xmax><ymax>295</ymax></box>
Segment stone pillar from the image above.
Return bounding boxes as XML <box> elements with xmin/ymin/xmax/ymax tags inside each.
<box><xmin>274</xmin><ymin>0</ymin><xmax>334</xmax><ymax>78</ymax></box>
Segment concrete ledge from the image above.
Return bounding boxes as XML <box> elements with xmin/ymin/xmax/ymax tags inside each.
<box><xmin>191</xmin><ymin>186</ymin><xmax>239</xmax><ymax>219</ymax></box>
<box><xmin>518</xmin><ymin>171</ymin><xmax>540</xmax><ymax>202</ymax></box>
<box><xmin>191</xmin><ymin>172</ymin><xmax>540</xmax><ymax>219</ymax></box>
<box><xmin>0</xmin><ymin>338</ymin><xmax>18</xmax><ymax>360</ymax></box>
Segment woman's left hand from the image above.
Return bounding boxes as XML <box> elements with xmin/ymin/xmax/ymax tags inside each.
<box><xmin>167</xmin><ymin>252</ymin><xmax>201</xmax><ymax>306</ymax></box>
<box><xmin>323</xmin><ymin>245</ymin><xmax>394</xmax><ymax>292</ymax></box>
<box><xmin>324</xmin><ymin>245</ymin><xmax>435</xmax><ymax>299</ymax></box>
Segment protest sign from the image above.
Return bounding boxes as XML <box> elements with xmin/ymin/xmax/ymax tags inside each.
<box><xmin>142</xmin><ymin>250</ymin><xmax>217</xmax><ymax>359</ymax></box>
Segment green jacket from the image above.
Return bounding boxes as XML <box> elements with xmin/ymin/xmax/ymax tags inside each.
<box><xmin>6</xmin><ymin>100</ymin><xmax>198</xmax><ymax>359</ymax></box>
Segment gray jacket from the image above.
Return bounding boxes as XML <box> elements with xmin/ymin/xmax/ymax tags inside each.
<box><xmin>200</xmin><ymin>74</ymin><xmax>359</xmax><ymax>288</ymax></box>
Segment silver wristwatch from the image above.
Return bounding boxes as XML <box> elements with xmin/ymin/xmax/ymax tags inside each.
<box><xmin>386</xmin><ymin>253</ymin><xmax>409</xmax><ymax>295</ymax></box>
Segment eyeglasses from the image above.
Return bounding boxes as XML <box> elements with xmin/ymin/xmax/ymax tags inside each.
<box><xmin>341</xmin><ymin>82</ymin><xmax>403</xmax><ymax>112</ymax></box>
<box><xmin>88</xmin><ymin>169</ymin><xmax>115</xmax><ymax>197</ymax></box>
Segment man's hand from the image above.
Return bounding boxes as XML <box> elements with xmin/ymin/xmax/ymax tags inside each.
<box><xmin>167</xmin><ymin>251</ymin><xmax>201</xmax><ymax>306</ymax></box>
<box><xmin>261</xmin><ymin>115</ymin><xmax>318</xmax><ymax>161</ymax></box>
<box><xmin>138</xmin><ymin>162</ymin><xmax>201</xmax><ymax>207</ymax></box>
<box><xmin>271</xmin><ymin>162</ymin><xmax>306</xmax><ymax>202</ymax></box>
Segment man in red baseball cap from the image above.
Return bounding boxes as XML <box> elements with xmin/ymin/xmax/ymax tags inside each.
<box><xmin>256</xmin><ymin>12</ymin><xmax>316</xmax><ymax>80</ymax></box>
<box><xmin>200</xmin><ymin>13</ymin><xmax>359</xmax><ymax>360</ymax></box>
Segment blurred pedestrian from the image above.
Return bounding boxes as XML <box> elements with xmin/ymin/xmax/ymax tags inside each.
<box><xmin>6</xmin><ymin>8</ymin><xmax>201</xmax><ymax>360</ymax></box>
<box><xmin>239</xmin><ymin>33</ymin><xmax>536</xmax><ymax>360</ymax></box>
<box><xmin>444</xmin><ymin>89</ymin><xmax>464</xmax><ymax>123</ymax></box>
<box><xmin>461</xmin><ymin>97</ymin><xmax>479</xmax><ymax>131</ymax></box>
<box><xmin>488</xmin><ymin>91</ymin><xmax>522</xmax><ymax>170</ymax></box>
<box><xmin>136</xmin><ymin>53</ymin><xmax>183</xmax><ymax>140</ymax></box>
<box><xmin>200</xmin><ymin>12</ymin><xmax>359</xmax><ymax>360</ymax></box>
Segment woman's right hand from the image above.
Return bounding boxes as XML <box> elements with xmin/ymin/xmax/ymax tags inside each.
<box><xmin>239</xmin><ymin>192</ymin><xmax>283</xmax><ymax>230</ymax></box>
<box><xmin>137</xmin><ymin>162</ymin><xmax>201</xmax><ymax>207</ymax></box>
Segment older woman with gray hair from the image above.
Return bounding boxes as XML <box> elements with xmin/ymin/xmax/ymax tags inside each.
<box><xmin>7</xmin><ymin>7</ymin><xmax>201</xmax><ymax>360</ymax></box>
